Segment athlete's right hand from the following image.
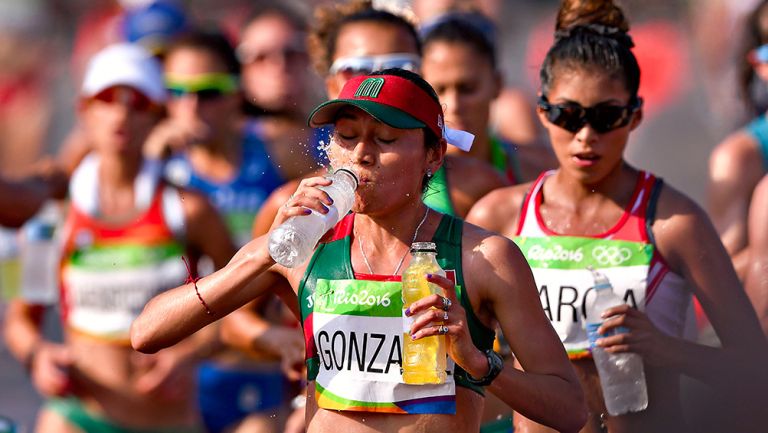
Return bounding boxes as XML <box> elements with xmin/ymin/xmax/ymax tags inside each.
<box><xmin>270</xmin><ymin>176</ymin><xmax>334</xmax><ymax>231</ymax></box>
<box><xmin>29</xmin><ymin>341</ymin><xmax>74</xmax><ymax>397</ymax></box>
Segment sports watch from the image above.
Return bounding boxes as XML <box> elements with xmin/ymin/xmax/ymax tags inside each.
<box><xmin>465</xmin><ymin>349</ymin><xmax>504</xmax><ymax>386</ymax></box>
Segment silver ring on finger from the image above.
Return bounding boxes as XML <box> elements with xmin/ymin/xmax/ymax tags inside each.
<box><xmin>441</xmin><ymin>296</ymin><xmax>452</xmax><ymax>311</ymax></box>
<box><xmin>442</xmin><ymin>311</ymin><xmax>449</xmax><ymax>321</ymax></box>
<box><xmin>437</xmin><ymin>325</ymin><xmax>449</xmax><ymax>335</ymax></box>
<box><xmin>285</xmin><ymin>194</ymin><xmax>295</xmax><ymax>208</ymax></box>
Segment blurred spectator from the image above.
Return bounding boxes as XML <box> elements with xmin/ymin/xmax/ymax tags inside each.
<box><xmin>421</xmin><ymin>11</ymin><xmax>555</xmax><ymax>184</ymax></box>
<box><xmin>57</xmin><ymin>0</ymin><xmax>189</xmax><ymax>177</ymax></box>
<box><xmin>745</xmin><ymin>174</ymin><xmax>768</xmax><ymax>337</ymax></box>
<box><xmin>690</xmin><ymin>0</ymin><xmax>761</xmax><ymax>132</ymax></box>
<box><xmin>708</xmin><ymin>0</ymin><xmax>768</xmax><ymax>281</ymax></box>
<box><xmin>122</xmin><ymin>0</ymin><xmax>188</xmax><ymax>57</ymax></box>
<box><xmin>146</xmin><ymin>30</ymin><xmax>309</xmax><ymax>433</ymax></box>
<box><xmin>3</xmin><ymin>42</ymin><xmax>233</xmax><ymax>433</ymax></box>
<box><xmin>413</xmin><ymin>0</ymin><xmax>540</xmax><ymax>146</ymax></box>
<box><xmin>236</xmin><ymin>3</ymin><xmax>326</xmax><ymax>171</ymax></box>
<box><xmin>0</xmin><ymin>0</ymin><xmax>56</xmax><ymax>176</ymax></box>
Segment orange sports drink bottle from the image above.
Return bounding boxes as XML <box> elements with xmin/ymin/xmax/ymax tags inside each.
<box><xmin>401</xmin><ymin>242</ymin><xmax>447</xmax><ymax>384</ymax></box>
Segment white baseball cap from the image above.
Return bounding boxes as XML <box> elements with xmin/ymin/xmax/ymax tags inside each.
<box><xmin>81</xmin><ymin>43</ymin><xmax>167</xmax><ymax>103</ymax></box>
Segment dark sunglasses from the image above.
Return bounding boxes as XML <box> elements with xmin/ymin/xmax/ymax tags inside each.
<box><xmin>88</xmin><ymin>86</ymin><xmax>161</xmax><ymax>113</ymax></box>
<box><xmin>166</xmin><ymin>87</ymin><xmax>229</xmax><ymax>101</ymax></box>
<box><xmin>537</xmin><ymin>95</ymin><xmax>642</xmax><ymax>133</ymax></box>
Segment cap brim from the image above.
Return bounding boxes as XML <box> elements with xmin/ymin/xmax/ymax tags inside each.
<box><xmin>308</xmin><ymin>99</ymin><xmax>426</xmax><ymax>130</ymax></box>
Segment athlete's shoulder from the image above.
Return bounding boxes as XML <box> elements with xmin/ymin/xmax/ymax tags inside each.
<box><xmin>461</xmin><ymin>220</ymin><xmax>526</xmax><ymax>262</ymax></box>
<box><xmin>460</xmin><ymin>221</ymin><xmax>531</xmax><ymax>298</ymax></box>
<box><xmin>650</xmin><ymin>181</ymin><xmax>716</xmax><ymax>255</ymax></box>
<box><xmin>466</xmin><ymin>181</ymin><xmax>532</xmax><ymax>237</ymax></box>
<box><xmin>710</xmin><ymin>127</ymin><xmax>761</xmax><ymax>173</ymax></box>
<box><xmin>653</xmin><ymin>181</ymin><xmax>704</xmax><ymax>221</ymax></box>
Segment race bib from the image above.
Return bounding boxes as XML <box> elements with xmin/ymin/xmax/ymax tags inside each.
<box><xmin>311</xmin><ymin>278</ymin><xmax>456</xmax><ymax>414</ymax></box>
<box><xmin>515</xmin><ymin>236</ymin><xmax>652</xmax><ymax>358</ymax></box>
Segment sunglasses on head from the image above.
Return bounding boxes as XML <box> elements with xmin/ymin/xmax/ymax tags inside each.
<box><xmin>88</xmin><ymin>86</ymin><xmax>161</xmax><ymax>112</ymax></box>
<box><xmin>537</xmin><ymin>95</ymin><xmax>642</xmax><ymax>134</ymax></box>
<box><xmin>328</xmin><ymin>53</ymin><xmax>421</xmax><ymax>77</ymax></box>
<box><xmin>166</xmin><ymin>73</ymin><xmax>239</xmax><ymax>101</ymax></box>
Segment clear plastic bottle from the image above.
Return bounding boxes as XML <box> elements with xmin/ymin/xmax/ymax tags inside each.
<box><xmin>401</xmin><ymin>242</ymin><xmax>447</xmax><ymax>384</ymax></box>
<box><xmin>585</xmin><ymin>267</ymin><xmax>648</xmax><ymax>416</ymax></box>
<box><xmin>19</xmin><ymin>202</ymin><xmax>61</xmax><ymax>305</ymax></box>
<box><xmin>269</xmin><ymin>168</ymin><xmax>358</xmax><ymax>267</ymax></box>
<box><xmin>0</xmin><ymin>227</ymin><xmax>21</xmax><ymax>301</ymax></box>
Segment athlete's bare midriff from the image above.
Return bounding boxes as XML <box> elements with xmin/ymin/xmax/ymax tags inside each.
<box><xmin>64</xmin><ymin>332</ymin><xmax>199</xmax><ymax>428</ymax></box>
<box><xmin>305</xmin><ymin>382</ymin><xmax>485</xmax><ymax>433</ymax></box>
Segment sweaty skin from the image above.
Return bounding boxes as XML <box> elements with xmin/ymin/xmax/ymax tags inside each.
<box><xmin>468</xmin><ymin>70</ymin><xmax>768</xmax><ymax>433</ymax></box>
<box><xmin>132</xmin><ymin>107</ymin><xmax>587</xmax><ymax>433</ymax></box>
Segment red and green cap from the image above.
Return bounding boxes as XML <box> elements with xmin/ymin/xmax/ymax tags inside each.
<box><xmin>309</xmin><ymin>73</ymin><xmax>474</xmax><ymax>150</ymax></box>
<box><xmin>309</xmin><ymin>74</ymin><xmax>444</xmax><ymax>137</ymax></box>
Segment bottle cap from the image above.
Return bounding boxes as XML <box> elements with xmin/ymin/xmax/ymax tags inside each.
<box><xmin>587</xmin><ymin>266</ymin><xmax>612</xmax><ymax>290</ymax></box>
<box><xmin>410</xmin><ymin>241</ymin><xmax>437</xmax><ymax>253</ymax></box>
<box><xmin>24</xmin><ymin>221</ymin><xmax>55</xmax><ymax>241</ymax></box>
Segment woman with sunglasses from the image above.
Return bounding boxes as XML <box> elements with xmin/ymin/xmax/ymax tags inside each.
<box><xmin>708</xmin><ymin>0</ymin><xmax>768</xmax><ymax>282</ymax></box>
<box><xmin>467</xmin><ymin>0</ymin><xmax>768</xmax><ymax>431</ymax></box>
<box><xmin>3</xmin><ymin>43</ymin><xmax>234</xmax><ymax>433</ymax></box>
<box><xmin>131</xmin><ymin>67</ymin><xmax>587</xmax><ymax>433</ymax></box>
<box><xmin>145</xmin><ymin>30</ymin><xmax>315</xmax><ymax>247</ymax></box>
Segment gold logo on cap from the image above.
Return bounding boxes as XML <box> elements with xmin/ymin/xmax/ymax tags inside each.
<box><xmin>354</xmin><ymin>78</ymin><xmax>384</xmax><ymax>98</ymax></box>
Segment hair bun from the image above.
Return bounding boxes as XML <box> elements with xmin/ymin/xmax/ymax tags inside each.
<box><xmin>554</xmin><ymin>23</ymin><xmax>634</xmax><ymax>48</ymax></box>
<box><xmin>555</xmin><ymin>0</ymin><xmax>632</xmax><ymax>45</ymax></box>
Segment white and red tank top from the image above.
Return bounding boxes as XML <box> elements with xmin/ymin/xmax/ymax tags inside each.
<box><xmin>514</xmin><ymin>170</ymin><xmax>691</xmax><ymax>359</ymax></box>
<box><xmin>59</xmin><ymin>155</ymin><xmax>188</xmax><ymax>344</ymax></box>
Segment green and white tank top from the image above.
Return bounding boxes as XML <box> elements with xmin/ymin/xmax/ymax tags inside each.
<box><xmin>298</xmin><ymin>213</ymin><xmax>494</xmax><ymax>414</ymax></box>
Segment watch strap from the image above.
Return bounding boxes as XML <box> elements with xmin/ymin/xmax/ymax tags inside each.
<box><xmin>465</xmin><ymin>349</ymin><xmax>504</xmax><ymax>386</ymax></box>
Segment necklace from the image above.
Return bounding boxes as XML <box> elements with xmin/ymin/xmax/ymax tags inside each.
<box><xmin>358</xmin><ymin>207</ymin><xmax>430</xmax><ymax>275</ymax></box>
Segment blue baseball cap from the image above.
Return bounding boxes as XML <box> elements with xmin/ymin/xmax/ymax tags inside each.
<box><xmin>122</xmin><ymin>1</ymin><xmax>187</xmax><ymax>55</ymax></box>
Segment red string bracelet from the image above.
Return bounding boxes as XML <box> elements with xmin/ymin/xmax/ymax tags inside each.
<box><xmin>182</xmin><ymin>256</ymin><xmax>213</xmax><ymax>316</ymax></box>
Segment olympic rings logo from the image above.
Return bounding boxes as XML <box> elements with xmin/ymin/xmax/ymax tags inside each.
<box><xmin>591</xmin><ymin>246</ymin><xmax>632</xmax><ymax>266</ymax></box>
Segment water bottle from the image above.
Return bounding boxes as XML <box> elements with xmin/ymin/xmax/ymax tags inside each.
<box><xmin>401</xmin><ymin>242</ymin><xmax>447</xmax><ymax>384</ymax></box>
<box><xmin>269</xmin><ymin>169</ymin><xmax>358</xmax><ymax>267</ymax></box>
<box><xmin>0</xmin><ymin>227</ymin><xmax>21</xmax><ymax>302</ymax></box>
<box><xmin>19</xmin><ymin>203</ymin><xmax>61</xmax><ymax>305</ymax></box>
<box><xmin>585</xmin><ymin>267</ymin><xmax>648</xmax><ymax>416</ymax></box>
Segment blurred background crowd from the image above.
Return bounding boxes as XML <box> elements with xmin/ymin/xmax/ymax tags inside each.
<box><xmin>0</xmin><ymin>0</ymin><xmax>766</xmax><ymax>431</ymax></box>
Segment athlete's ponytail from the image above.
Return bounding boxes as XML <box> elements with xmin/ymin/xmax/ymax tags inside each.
<box><xmin>540</xmin><ymin>0</ymin><xmax>640</xmax><ymax>99</ymax></box>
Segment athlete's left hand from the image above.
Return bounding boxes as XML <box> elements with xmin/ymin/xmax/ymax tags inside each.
<box><xmin>406</xmin><ymin>273</ymin><xmax>489</xmax><ymax>378</ymax></box>
<box><xmin>132</xmin><ymin>348</ymin><xmax>196</xmax><ymax>401</ymax></box>
<box><xmin>595</xmin><ymin>304</ymin><xmax>674</xmax><ymax>366</ymax></box>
